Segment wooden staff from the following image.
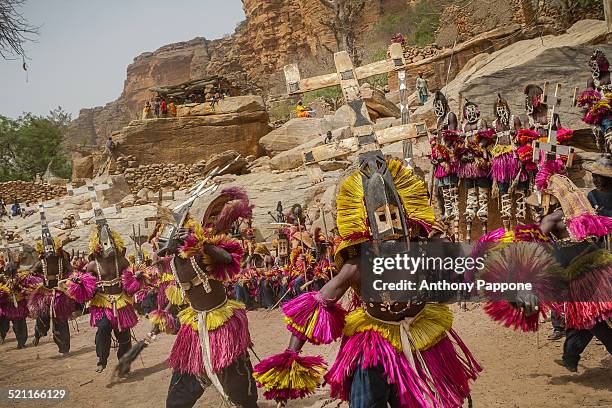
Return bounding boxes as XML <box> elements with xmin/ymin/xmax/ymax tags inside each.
<box><xmin>296</xmin><ymin>217</ymin><xmax>308</xmax><ymax>283</ymax></box>
<box><xmin>319</xmin><ymin>204</ymin><xmax>333</xmax><ymax>279</ymax></box>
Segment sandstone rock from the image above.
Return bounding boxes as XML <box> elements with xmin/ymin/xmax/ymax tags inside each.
<box><xmin>361</xmin><ymin>83</ymin><xmax>400</xmax><ymax>119</ymax></box>
<box><xmin>203</xmin><ymin>150</ymin><xmax>249</xmax><ymax>176</ymax></box>
<box><xmin>332</xmin><ymin>126</ymin><xmax>353</xmax><ymax>142</ymax></box>
<box><xmin>212</xmin><ymin>175</ymin><xmax>236</xmax><ymax>184</ymax></box>
<box><xmin>248</xmin><ymin>155</ymin><xmax>270</xmax><ymax>168</ymax></box>
<box><xmin>135</xmin><ymin>198</ymin><xmax>149</xmax><ymax>206</ymax></box>
<box><xmin>113</xmin><ymin>109</ymin><xmax>270</xmax><ymax>165</ymax></box>
<box><xmin>71</xmin><ymin>155</ymin><xmax>94</xmax><ymax>179</ymax></box>
<box><xmin>259</xmin><ymin>118</ymin><xmax>328</xmax><ymax>156</ymax></box>
<box><xmin>414</xmin><ymin>20</ymin><xmax>608</xmax><ymax>132</ymax></box>
<box><xmin>120</xmin><ymin>196</ymin><xmax>135</xmax><ymax>208</ymax></box>
<box><xmin>176</xmin><ymin>96</ymin><xmax>266</xmax><ymax>117</ymax></box>
<box><xmin>373</xmin><ymin>117</ymin><xmax>400</xmax><ymax>130</ymax></box>
<box><xmin>334</xmin><ymin>105</ymin><xmax>354</xmax><ymax>125</ymax></box>
<box><xmin>269</xmin><ymin>136</ymin><xmax>323</xmax><ymax>171</ymax></box>
<box><xmin>99</xmin><ymin>175</ymin><xmax>132</xmax><ymax>207</ymax></box>
<box><xmin>136</xmin><ymin>188</ymin><xmax>152</xmax><ymax>200</ymax></box>
<box><xmin>319</xmin><ymin>160</ymin><xmax>352</xmax><ymax>172</ymax></box>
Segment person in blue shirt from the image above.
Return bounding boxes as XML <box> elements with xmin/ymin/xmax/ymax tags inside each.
<box><xmin>10</xmin><ymin>201</ymin><xmax>20</xmax><ymax>217</ymax></box>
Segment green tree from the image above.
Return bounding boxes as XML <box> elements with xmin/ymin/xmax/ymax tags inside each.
<box><xmin>0</xmin><ymin>107</ymin><xmax>72</xmax><ymax>182</ymax></box>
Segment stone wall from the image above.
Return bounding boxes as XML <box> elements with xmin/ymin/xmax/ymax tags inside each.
<box><xmin>115</xmin><ymin>150</ymin><xmax>249</xmax><ymax>195</ymax></box>
<box><xmin>0</xmin><ymin>181</ymin><xmax>66</xmax><ymax>204</ymax></box>
<box><xmin>121</xmin><ymin>160</ymin><xmax>208</xmax><ymax>195</ymax></box>
<box><xmin>388</xmin><ymin>24</ymin><xmax>531</xmax><ymax>95</ymax></box>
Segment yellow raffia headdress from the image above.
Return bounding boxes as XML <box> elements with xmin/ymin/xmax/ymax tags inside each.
<box><xmin>334</xmin><ymin>158</ymin><xmax>435</xmax><ymax>268</ymax></box>
<box><xmin>88</xmin><ymin>228</ymin><xmax>125</xmax><ymax>255</ymax></box>
<box><xmin>35</xmin><ymin>237</ymin><xmax>62</xmax><ymax>254</ymax></box>
<box><xmin>128</xmin><ymin>249</ymin><xmax>150</xmax><ymax>265</ymax></box>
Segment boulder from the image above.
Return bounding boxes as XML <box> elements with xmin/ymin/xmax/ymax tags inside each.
<box><xmin>319</xmin><ymin>160</ymin><xmax>352</xmax><ymax>172</ymax></box>
<box><xmin>176</xmin><ymin>96</ymin><xmax>266</xmax><ymax>117</ymax></box>
<box><xmin>99</xmin><ymin>175</ymin><xmax>132</xmax><ymax>207</ymax></box>
<box><xmin>259</xmin><ymin>118</ymin><xmax>328</xmax><ymax>156</ymax></box>
<box><xmin>269</xmin><ymin>137</ymin><xmax>325</xmax><ymax>171</ymax></box>
<box><xmin>113</xmin><ymin>108</ymin><xmax>270</xmax><ymax>165</ymax></box>
<box><xmin>136</xmin><ymin>187</ymin><xmax>152</xmax><ymax>200</ymax></box>
<box><xmin>203</xmin><ymin>150</ymin><xmax>249</xmax><ymax>176</ymax></box>
<box><xmin>71</xmin><ymin>155</ymin><xmax>94</xmax><ymax>180</ymax></box>
<box><xmin>248</xmin><ymin>156</ymin><xmax>271</xmax><ymax>172</ymax></box>
<box><xmin>414</xmin><ymin>20</ymin><xmax>608</xmax><ymax>132</ymax></box>
<box><xmin>331</xmin><ymin>104</ymin><xmax>354</xmax><ymax>126</ymax></box>
<box><xmin>120</xmin><ymin>195</ymin><xmax>135</xmax><ymax>208</ymax></box>
<box><xmin>259</xmin><ymin>106</ymin><xmax>356</xmax><ymax>156</ymax></box>
<box><xmin>361</xmin><ymin>83</ymin><xmax>400</xmax><ymax>119</ymax></box>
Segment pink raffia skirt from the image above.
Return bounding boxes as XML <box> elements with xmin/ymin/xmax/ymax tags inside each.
<box><xmin>325</xmin><ymin>306</ymin><xmax>481</xmax><ymax>408</ymax></box>
<box><xmin>88</xmin><ymin>292</ymin><xmax>139</xmax><ymax>331</ymax></box>
<box><xmin>28</xmin><ymin>287</ymin><xmax>75</xmax><ymax>321</ymax></box>
<box><xmin>167</xmin><ymin>300</ymin><xmax>252</xmax><ymax>375</ymax></box>
<box><xmin>491</xmin><ymin>152</ymin><xmax>520</xmax><ymax>183</ymax></box>
<box><xmin>562</xmin><ymin>262</ymin><xmax>612</xmax><ymax>330</ymax></box>
<box><xmin>458</xmin><ymin>161</ymin><xmax>489</xmax><ymax>179</ymax></box>
<box><xmin>0</xmin><ymin>299</ymin><xmax>29</xmax><ymax>320</ymax></box>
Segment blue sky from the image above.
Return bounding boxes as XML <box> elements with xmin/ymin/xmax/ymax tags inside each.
<box><xmin>0</xmin><ymin>0</ymin><xmax>245</xmax><ymax>119</ymax></box>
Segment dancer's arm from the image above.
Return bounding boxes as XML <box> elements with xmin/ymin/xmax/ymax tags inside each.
<box><xmin>202</xmin><ymin>243</ymin><xmax>233</xmax><ymax>264</ymax></box>
<box><xmin>287</xmin><ymin>258</ymin><xmax>359</xmax><ymax>352</ymax></box>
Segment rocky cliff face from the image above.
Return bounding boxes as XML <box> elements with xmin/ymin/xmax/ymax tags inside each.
<box><xmin>110</xmin><ymin>96</ymin><xmax>270</xmax><ymax>167</ymax></box>
<box><xmin>66</xmin><ymin>1</ymin><xmax>397</xmax><ymax>145</ymax></box>
<box><xmin>67</xmin><ymin>0</ymin><xmax>539</xmax><ymax>146</ymax></box>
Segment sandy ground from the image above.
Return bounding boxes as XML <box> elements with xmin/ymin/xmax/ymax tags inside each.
<box><xmin>0</xmin><ymin>304</ymin><xmax>610</xmax><ymax>408</ymax></box>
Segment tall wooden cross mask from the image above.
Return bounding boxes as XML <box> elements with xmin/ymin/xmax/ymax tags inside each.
<box><xmin>532</xmin><ymin>81</ymin><xmax>575</xmax><ymax>167</ymax></box>
<box><xmin>76</xmin><ymin>181</ymin><xmax>122</xmax><ymax>223</ymax></box>
<box><xmin>284</xmin><ymin>43</ymin><xmax>428</xmax><ymax>184</ymax></box>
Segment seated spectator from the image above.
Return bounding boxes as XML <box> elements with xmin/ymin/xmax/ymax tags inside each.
<box><xmin>296</xmin><ymin>100</ymin><xmax>315</xmax><ymax>118</ymax></box>
<box><xmin>10</xmin><ymin>202</ymin><xmax>21</xmax><ymax>217</ymax></box>
<box><xmin>325</xmin><ymin>130</ymin><xmax>333</xmax><ymax>143</ymax></box>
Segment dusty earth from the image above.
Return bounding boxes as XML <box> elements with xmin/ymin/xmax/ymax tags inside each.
<box><xmin>0</xmin><ymin>305</ymin><xmax>610</xmax><ymax>408</ymax></box>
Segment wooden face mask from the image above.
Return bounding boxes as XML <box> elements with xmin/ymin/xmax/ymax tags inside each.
<box><xmin>359</xmin><ymin>151</ymin><xmax>408</xmax><ymax>242</ymax></box>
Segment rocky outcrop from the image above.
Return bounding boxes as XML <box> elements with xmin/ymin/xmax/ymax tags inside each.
<box><xmin>435</xmin><ymin>0</ymin><xmax>523</xmax><ymax>47</ymax></box>
<box><xmin>259</xmin><ymin>118</ymin><xmax>327</xmax><ymax>157</ymax></box>
<box><xmin>176</xmin><ymin>96</ymin><xmax>265</xmax><ymax>117</ymax></box>
<box><xmin>66</xmin><ymin>2</ymin><xmax>344</xmax><ymax>145</ymax></box>
<box><xmin>388</xmin><ymin>24</ymin><xmax>528</xmax><ymax>97</ymax></box>
<box><xmin>414</xmin><ymin>20</ymin><xmax>608</xmax><ymax>131</ymax></box>
<box><xmin>259</xmin><ymin>104</ymin><xmax>358</xmax><ymax>157</ymax></box>
<box><xmin>361</xmin><ymin>83</ymin><xmax>400</xmax><ymax>120</ymax></box>
<box><xmin>66</xmin><ymin>0</ymin><xmax>547</xmax><ymax>146</ymax></box>
<box><xmin>112</xmin><ymin>96</ymin><xmax>270</xmax><ymax>165</ymax></box>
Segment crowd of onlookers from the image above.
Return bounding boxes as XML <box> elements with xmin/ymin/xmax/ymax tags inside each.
<box><xmin>0</xmin><ymin>199</ymin><xmax>35</xmax><ymax>220</ymax></box>
<box><xmin>142</xmin><ymin>88</ymin><xmax>227</xmax><ymax>120</ymax></box>
<box><xmin>142</xmin><ymin>97</ymin><xmax>176</xmax><ymax>119</ymax></box>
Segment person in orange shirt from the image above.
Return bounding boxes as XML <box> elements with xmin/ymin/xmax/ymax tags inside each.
<box><xmin>296</xmin><ymin>100</ymin><xmax>312</xmax><ymax>118</ymax></box>
<box><xmin>168</xmin><ymin>100</ymin><xmax>177</xmax><ymax>117</ymax></box>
